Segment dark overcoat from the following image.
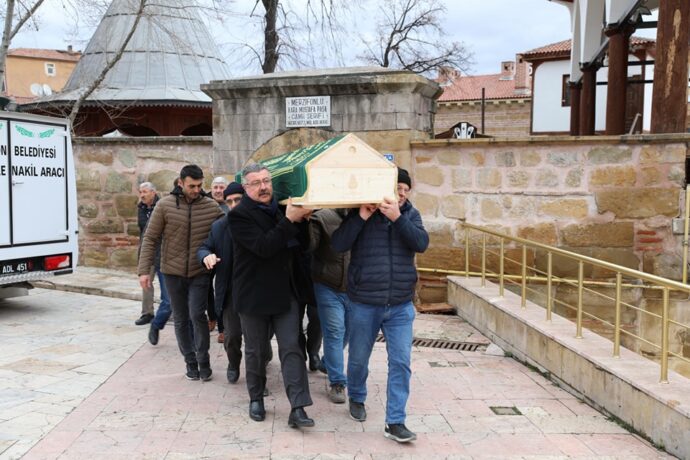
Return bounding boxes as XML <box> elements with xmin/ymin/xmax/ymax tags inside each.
<box><xmin>228</xmin><ymin>195</ymin><xmax>309</xmax><ymax>316</ymax></box>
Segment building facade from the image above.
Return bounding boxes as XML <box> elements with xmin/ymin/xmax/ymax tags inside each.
<box><xmin>522</xmin><ymin>38</ymin><xmax>655</xmax><ymax>135</ymax></box>
<box><xmin>434</xmin><ymin>58</ymin><xmax>532</xmax><ymax>138</ymax></box>
<box><xmin>3</xmin><ymin>48</ymin><xmax>81</xmax><ymax>103</ymax></box>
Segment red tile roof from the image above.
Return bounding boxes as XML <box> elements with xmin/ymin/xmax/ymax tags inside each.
<box><xmin>437</xmin><ymin>73</ymin><xmax>529</xmax><ymax>102</ymax></box>
<box><xmin>522</xmin><ymin>39</ymin><xmax>571</xmax><ymax>59</ymax></box>
<box><xmin>522</xmin><ymin>37</ymin><xmax>655</xmax><ymax>60</ymax></box>
<box><xmin>8</xmin><ymin>48</ymin><xmax>81</xmax><ymax>62</ymax></box>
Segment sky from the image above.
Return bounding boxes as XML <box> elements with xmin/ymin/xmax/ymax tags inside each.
<box><xmin>9</xmin><ymin>0</ymin><xmax>658</xmax><ymax>77</ymax></box>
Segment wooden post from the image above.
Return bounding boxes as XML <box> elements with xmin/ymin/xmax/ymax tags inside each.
<box><xmin>579</xmin><ymin>67</ymin><xmax>597</xmax><ymax>135</ymax></box>
<box><xmin>651</xmin><ymin>0</ymin><xmax>690</xmax><ymax>133</ymax></box>
<box><xmin>569</xmin><ymin>81</ymin><xmax>581</xmax><ymax>136</ymax></box>
<box><xmin>605</xmin><ymin>28</ymin><xmax>631</xmax><ymax>135</ymax></box>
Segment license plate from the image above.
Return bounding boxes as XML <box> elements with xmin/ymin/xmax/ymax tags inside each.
<box><xmin>1</xmin><ymin>260</ymin><xmax>31</xmax><ymax>275</ymax></box>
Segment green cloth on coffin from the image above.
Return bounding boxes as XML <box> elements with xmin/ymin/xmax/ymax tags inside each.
<box><xmin>235</xmin><ymin>134</ymin><xmax>346</xmax><ymax>203</ymax></box>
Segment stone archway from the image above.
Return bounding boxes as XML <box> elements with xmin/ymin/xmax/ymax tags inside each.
<box><xmin>244</xmin><ymin>128</ymin><xmax>336</xmax><ymax>166</ymax></box>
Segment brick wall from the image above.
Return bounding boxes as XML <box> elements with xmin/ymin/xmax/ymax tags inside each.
<box><xmin>435</xmin><ymin>99</ymin><xmax>531</xmax><ymax>138</ymax></box>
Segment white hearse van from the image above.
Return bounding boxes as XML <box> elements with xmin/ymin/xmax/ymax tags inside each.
<box><xmin>0</xmin><ymin>112</ymin><xmax>78</xmax><ymax>298</ymax></box>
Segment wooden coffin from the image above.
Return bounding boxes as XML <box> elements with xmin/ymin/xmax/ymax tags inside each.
<box><xmin>237</xmin><ymin>133</ymin><xmax>398</xmax><ymax>208</ymax></box>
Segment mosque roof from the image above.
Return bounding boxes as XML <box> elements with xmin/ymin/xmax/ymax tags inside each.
<box><xmin>29</xmin><ymin>0</ymin><xmax>229</xmax><ymax>107</ymax></box>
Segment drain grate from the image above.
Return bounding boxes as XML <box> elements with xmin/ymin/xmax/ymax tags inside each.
<box><xmin>375</xmin><ymin>335</ymin><xmax>485</xmax><ymax>352</ymax></box>
<box><xmin>490</xmin><ymin>406</ymin><xmax>522</xmax><ymax>416</ymax></box>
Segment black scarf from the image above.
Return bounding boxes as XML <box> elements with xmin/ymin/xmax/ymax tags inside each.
<box><xmin>257</xmin><ymin>197</ymin><xmax>299</xmax><ymax>248</ymax></box>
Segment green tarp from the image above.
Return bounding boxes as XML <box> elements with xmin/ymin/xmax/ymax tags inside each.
<box><xmin>235</xmin><ymin>134</ymin><xmax>346</xmax><ymax>202</ymax></box>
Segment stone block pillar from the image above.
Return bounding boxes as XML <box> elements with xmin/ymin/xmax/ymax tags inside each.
<box><xmin>201</xmin><ymin>66</ymin><xmax>442</xmax><ymax>174</ymax></box>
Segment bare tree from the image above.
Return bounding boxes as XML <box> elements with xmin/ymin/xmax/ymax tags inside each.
<box><xmin>237</xmin><ymin>0</ymin><xmax>349</xmax><ymax>74</ymax></box>
<box><xmin>1</xmin><ymin>0</ymin><xmax>48</xmax><ymax>94</ymax></box>
<box><xmin>358</xmin><ymin>0</ymin><xmax>473</xmax><ymax>75</ymax></box>
<box><xmin>67</xmin><ymin>0</ymin><xmax>146</xmax><ymax>126</ymax></box>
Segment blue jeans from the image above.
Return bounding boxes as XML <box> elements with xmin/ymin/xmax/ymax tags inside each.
<box><xmin>151</xmin><ymin>270</ymin><xmax>172</xmax><ymax>330</ymax></box>
<box><xmin>314</xmin><ymin>283</ymin><xmax>350</xmax><ymax>386</ymax></box>
<box><xmin>347</xmin><ymin>300</ymin><xmax>415</xmax><ymax>425</ymax></box>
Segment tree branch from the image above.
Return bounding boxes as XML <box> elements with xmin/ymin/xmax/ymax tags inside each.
<box><xmin>10</xmin><ymin>0</ymin><xmax>46</xmax><ymax>39</ymax></box>
<box><xmin>0</xmin><ymin>0</ymin><xmax>16</xmax><ymax>91</ymax></box>
<box><xmin>68</xmin><ymin>0</ymin><xmax>147</xmax><ymax>128</ymax></box>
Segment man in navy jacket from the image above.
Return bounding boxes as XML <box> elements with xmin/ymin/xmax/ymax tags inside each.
<box><xmin>332</xmin><ymin>167</ymin><xmax>429</xmax><ymax>443</ymax></box>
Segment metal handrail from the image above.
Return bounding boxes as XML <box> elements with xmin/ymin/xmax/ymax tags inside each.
<box><xmin>461</xmin><ymin>222</ymin><xmax>690</xmax><ymax>293</ymax></box>
<box><xmin>420</xmin><ymin>222</ymin><xmax>690</xmax><ymax>383</ymax></box>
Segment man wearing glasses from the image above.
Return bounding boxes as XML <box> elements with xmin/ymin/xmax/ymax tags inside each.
<box><xmin>229</xmin><ymin>163</ymin><xmax>315</xmax><ymax>428</ymax></box>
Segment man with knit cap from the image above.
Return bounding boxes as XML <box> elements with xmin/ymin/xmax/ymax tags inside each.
<box><xmin>138</xmin><ymin>164</ymin><xmax>224</xmax><ymax>382</ymax></box>
<box><xmin>198</xmin><ymin>181</ymin><xmax>249</xmax><ymax>384</ymax></box>
<box><xmin>332</xmin><ymin>167</ymin><xmax>428</xmax><ymax>443</ymax></box>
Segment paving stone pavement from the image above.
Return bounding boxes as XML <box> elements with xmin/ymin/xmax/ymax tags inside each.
<box><xmin>0</xmin><ymin>268</ymin><xmax>676</xmax><ymax>459</ymax></box>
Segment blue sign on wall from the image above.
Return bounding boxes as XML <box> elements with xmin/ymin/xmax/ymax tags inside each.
<box><xmin>383</xmin><ymin>153</ymin><xmax>395</xmax><ymax>162</ymax></box>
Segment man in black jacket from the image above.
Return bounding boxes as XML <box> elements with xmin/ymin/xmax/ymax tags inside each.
<box><xmin>229</xmin><ymin>163</ymin><xmax>315</xmax><ymax>428</ymax></box>
<box><xmin>197</xmin><ymin>182</ymin><xmax>245</xmax><ymax>384</ymax></box>
<box><xmin>332</xmin><ymin>167</ymin><xmax>429</xmax><ymax>443</ymax></box>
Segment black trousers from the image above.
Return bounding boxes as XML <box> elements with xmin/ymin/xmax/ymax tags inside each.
<box><xmin>164</xmin><ymin>273</ymin><xmax>211</xmax><ymax>366</ymax></box>
<box><xmin>222</xmin><ymin>299</ymin><xmax>243</xmax><ymax>369</ymax></box>
<box><xmin>207</xmin><ymin>271</ymin><xmax>218</xmax><ymax>325</ymax></box>
<box><xmin>299</xmin><ymin>303</ymin><xmax>322</xmax><ymax>358</ymax></box>
<box><xmin>239</xmin><ymin>299</ymin><xmax>312</xmax><ymax>408</ymax></box>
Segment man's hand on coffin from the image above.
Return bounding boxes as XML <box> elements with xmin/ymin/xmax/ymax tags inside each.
<box><xmin>359</xmin><ymin>203</ymin><xmax>378</xmax><ymax>221</ymax></box>
<box><xmin>286</xmin><ymin>198</ymin><xmax>313</xmax><ymax>223</ymax></box>
<box><xmin>203</xmin><ymin>254</ymin><xmax>220</xmax><ymax>270</ymax></box>
<box><xmin>379</xmin><ymin>197</ymin><xmax>401</xmax><ymax>222</ymax></box>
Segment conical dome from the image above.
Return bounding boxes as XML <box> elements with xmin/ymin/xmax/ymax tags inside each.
<box><xmin>59</xmin><ymin>0</ymin><xmax>229</xmax><ymax>104</ymax></box>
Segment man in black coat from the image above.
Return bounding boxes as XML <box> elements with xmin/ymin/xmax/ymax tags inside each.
<box><xmin>228</xmin><ymin>163</ymin><xmax>315</xmax><ymax>428</ymax></box>
<box><xmin>197</xmin><ymin>182</ymin><xmax>245</xmax><ymax>384</ymax></box>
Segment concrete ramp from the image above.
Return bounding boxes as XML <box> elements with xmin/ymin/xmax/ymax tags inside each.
<box><xmin>448</xmin><ymin>275</ymin><xmax>690</xmax><ymax>459</ymax></box>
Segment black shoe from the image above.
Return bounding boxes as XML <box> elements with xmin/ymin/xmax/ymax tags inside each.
<box><xmin>226</xmin><ymin>366</ymin><xmax>239</xmax><ymax>384</ymax></box>
<box><xmin>308</xmin><ymin>354</ymin><xmax>322</xmax><ymax>372</ymax></box>
<box><xmin>288</xmin><ymin>407</ymin><xmax>315</xmax><ymax>428</ymax></box>
<box><xmin>135</xmin><ymin>314</ymin><xmax>154</xmax><ymax>326</ymax></box>
<box><xmin>199</xmin><ymin>363</ymin><xmax>212</xmax><ymax>382</ymax></box>
<box><xmin>263</xmin><ymin>387</ymin><xmax>270</xmax><ymax>397</ymax></box>
<box><xmin>148</xmin><ymin>325</ymin><xmax>159</xmax><ymax>346</ymax></box>
<box><xmin>349</xmin><ymin>399</ymin><xmax>366</xmax><ymax>421</ymax></box>
<box><xmin>384</xmin><ymin>423</ymin><xmax>417</xmax><ymax>443</ymax></box>
<box><xmin>249</xmin><ymin>399</ymin><xmax>265</xmax><ymax>421</ymax></box>
<box><xmin>185</xmin><ymin>362</ymin><xmax>199</xmax><ymax>381</ymax></box>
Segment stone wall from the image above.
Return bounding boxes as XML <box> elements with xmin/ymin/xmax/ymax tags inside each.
<box><xmin>412</xmin><ymin>135</ymin><xmax>687</xmax><ymax>277</ymax></box>
<box><xmin>435</xmin><ymin>100</ymin><xmax>531</xmax><ymax>138</ymax></box>
<box><xmin>74</xmin><ymin>137</ymin><xmax>214</xmax><ymax>271</ymax></box>
<box><xmin>411</xmin><ymin>135</ymin><xmax>690</xmax><ymax>364</ymax></box>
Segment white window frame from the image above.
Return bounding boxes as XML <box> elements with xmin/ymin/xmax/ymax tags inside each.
<box><xmin>45</xmin><ymin>62</ymin><xmax>56</xmax><ymax>77</ymax></box>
